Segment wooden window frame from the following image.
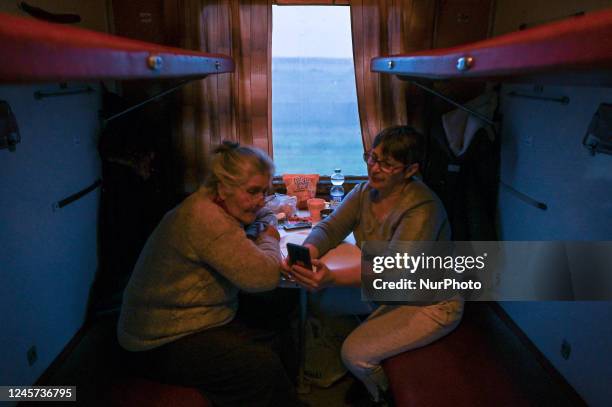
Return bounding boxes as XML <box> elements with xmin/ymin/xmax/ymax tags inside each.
<box><xmin>272</xmin><ymin>175</ymin><xmax>368</xmax><ymax>198</ymax></box>
<box><xmin>274</xmin><ymin>1</ymin><xmax>349</xmax><ymax>5</ymax></box>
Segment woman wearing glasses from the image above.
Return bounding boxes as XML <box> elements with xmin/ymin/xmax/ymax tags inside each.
<box><xmin>285</xmin><ymin>126</ymin><xmax>464</xmax><ymax>405</ymax></box>
<box><xmin>118</xmin><ymin>141</ymin><xmax>301</xmax><ymax>406</ymax></box>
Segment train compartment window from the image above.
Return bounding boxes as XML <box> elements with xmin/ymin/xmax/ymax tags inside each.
<box><xmin>272</xmin><ymin>5</ymin><xmax>366</xmax><ymax>176</ymax></box>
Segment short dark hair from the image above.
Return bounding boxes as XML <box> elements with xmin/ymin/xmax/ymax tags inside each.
<box><xmin>372</xmin><ymin>125</ymin><xmax>424</xmax><ymax>166</ymax></box>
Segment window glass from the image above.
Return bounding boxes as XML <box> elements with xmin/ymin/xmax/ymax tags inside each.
<box><xmin>272</xmin><ymin>6</ymin><xmax>366</xmax><ymax>176</ymax></box>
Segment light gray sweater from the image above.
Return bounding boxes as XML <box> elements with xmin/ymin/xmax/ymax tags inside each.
<box><xmin>117</xmin><ymin>188</ymin><xmax>281</xmax><ymax>351</ymax></box>
<box><xmin>304</xmin><ymin>180</ymin><xmax>450</xmax><ymax>255</ymax></box>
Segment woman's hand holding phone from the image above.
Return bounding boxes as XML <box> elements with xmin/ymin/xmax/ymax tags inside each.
<box><xmin>281</xmin><ymin>242</ymin><xmax>332</xmax><ymax>291</ymax></box>
<box><xmin>289</xmin><ymin>259</ymin><xmax>335</xmax><ymax>292</ymax></box>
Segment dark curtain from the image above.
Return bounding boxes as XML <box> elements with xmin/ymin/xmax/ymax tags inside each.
<box><xmin>350</xmin><ymin>0</ymin><xmax>436</xmax><ymax>150</ymax></box>
<box><xmin>167</xmin><ymin>0</ymin><xmax>273</xmax><ymax>193</ymax></box>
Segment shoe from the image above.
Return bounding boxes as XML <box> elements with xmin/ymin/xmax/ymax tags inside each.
<box><xmin>378</xmin><ymin>388</ymin><xmax>395</xmax><ymax>407</ymax></box>
<box><xmin>344</xmin><ymin>379</ymin><xmax>371</xmax><ymax>406</ymax></box>
<box><xmin>345</xmin><ymin>380</ymin><xmax>395</xmax><ymax>407</ymax></box>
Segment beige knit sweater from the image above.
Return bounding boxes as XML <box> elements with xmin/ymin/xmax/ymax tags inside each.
<box><xmin>117</xmin><ymin>187</ymin><xmax>281</xmax><ymax>351</ymax></box>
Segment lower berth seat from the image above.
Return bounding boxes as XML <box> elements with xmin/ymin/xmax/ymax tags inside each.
<box><xmin>109</xmin><ymin>376</ymin><xmax>211</xmax><ymax>407</ymax></box>
<box><xmin>38</xmin><ymin>312</ymin><xmax>213</xmax><ymax>407</ymax></box>
<box><xmin>382</xmin><ymin>303</ymin><xmax>579</xmax><ymax>407</ymax></box>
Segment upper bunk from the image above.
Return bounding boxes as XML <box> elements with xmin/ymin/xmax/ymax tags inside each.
<box><xmin>0</xmin><ymin>12</ymin><xmax>234</xmax><ymax>83</ymax></box>
<box><xmin>371</xmin><ymin>8</ymin><xmax>612</xmax><ymax>87</ymax></box>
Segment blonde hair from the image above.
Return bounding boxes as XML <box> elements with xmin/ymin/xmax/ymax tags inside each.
<box><xmin>203</xmin><ymin>141</ymin><xmax>274</xmax><ymax>195</ymax></box>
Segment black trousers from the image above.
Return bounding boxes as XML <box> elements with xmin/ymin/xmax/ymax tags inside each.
<box><xmin>133</xmin><ymin>290</ymin><xmax>300</xmax><ymax>407</ymax></box>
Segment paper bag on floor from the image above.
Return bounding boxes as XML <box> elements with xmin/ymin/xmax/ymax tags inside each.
<box><xmin>304</xmin><ymin>314</ymin><xmax>359</xmax><ymax>388</ymax></box>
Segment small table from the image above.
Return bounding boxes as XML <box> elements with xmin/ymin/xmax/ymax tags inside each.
<box><xmin>278</xmin><ymin>223</ymin><xmax>359</xmax><ymax>393</ymax></box>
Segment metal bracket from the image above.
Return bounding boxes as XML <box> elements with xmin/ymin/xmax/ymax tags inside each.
<box><xmin>34</xmin><ymin>85</ymin><xmax>94</xmax><ymax>100</ymax></box>
<box><xmin>507</xmin><ymin>91</ymin><xmax>569</xmax><ymax>105</ymax></box>
<box><xmin>584</xmin><ymin>134</ymin><xmax>612</xmax><ymax>156</ymax></box>
<box><xmin>52</xmin><ymin>179</ymin><xmax>102</xmax><ymax>211</ymax></box>
<box><xmin>0</xmin><ymin>100</ymin><xmax>21</xmax><ymax>152</ymax></box>
<box><xmin>500</xmin><ymin>181</ymin><xmax>548</xmax><ymax>210</ymax></box>
<box><xmin>582</xmin><ymin>103</ymin><xmax>612</xmax><ymax>156</ymax></box>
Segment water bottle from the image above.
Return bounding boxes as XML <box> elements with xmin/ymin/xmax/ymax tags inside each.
<box><xmin>330</xmin><ymin>168</ymin><xmax>345</xmax><ymax>209</ymax></box>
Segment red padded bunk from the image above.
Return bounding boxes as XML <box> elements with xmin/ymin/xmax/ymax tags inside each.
<box><xmin>0</xmin><ymin>12</ymin><xmax>234</xmax><ymax>82</ymax></box>
<box><xmin>372</xmin><ymin>8</ymin><xmax>612</xmax><ymax>86</ymax></box>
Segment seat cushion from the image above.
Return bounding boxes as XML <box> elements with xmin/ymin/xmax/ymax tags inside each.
<box><xmin>383</xmin><ymin>304</ymin><xmax>531</xmax><ymax>407</ymax></box>
<box><xmin>109</xmin><ymin>376</ymin><xmax>211</xmax><ymax>407</ymax></box>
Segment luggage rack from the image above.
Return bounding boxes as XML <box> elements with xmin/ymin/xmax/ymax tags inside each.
<box><xmin>0</xmin><ymin>11</ymin><xmax>235</xmax><ymax>211</ymax></box>
<box><xmin>0</xmin><ymin>11</ymin><xmax>235</xmax><ymax>151</ymax></box>
<box><xmin>371</xmin><ymin>8</ymin><xmax>612</xmax><ymax>211</ymax></box>
<box><xmin>371</xmin><ymin>8</ymin><xmax>612</xmax><ymax>86</ymax></box>
<box><xmin>371</xmin><ymin>8</ymin><xmax>612</xmax><ymax>123</ymax></box>
<box><xmin>0</xmin><ymin>12</ymin><xmax>234</xmax><ymax>83</ymax></box>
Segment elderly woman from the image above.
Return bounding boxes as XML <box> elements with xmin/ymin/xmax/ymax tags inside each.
<box><xmin>286</xmin><ymin>126</ymin><xmax>464</xmax><ymax>405</ymax></box>
<box><xmin>117</xmin><ymin>141</ymin><xmax>300</xmax><ymax>406</ymax></box>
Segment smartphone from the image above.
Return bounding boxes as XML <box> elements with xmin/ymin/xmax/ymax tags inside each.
<box><xmin>286</xmin><ymin>243</ymin><xmax>312</xmax><ymax>269</ymax></box>
<box><xmin>282</xmin><ymin>222</ymin><xmax>312</xmax><ymax>231</ymax></box>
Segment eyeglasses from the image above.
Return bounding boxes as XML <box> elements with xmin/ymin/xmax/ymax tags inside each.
<box><xmin>244</xmin><ymin>186</ymin><xmax>276</xmax><ymax>203</ymax></box>
<box><xmin>363</xmin><ymin>151</ymin><xmax>405</xmax><ymax>173</ymax></box>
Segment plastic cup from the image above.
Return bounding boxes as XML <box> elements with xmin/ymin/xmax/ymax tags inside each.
<box><xmin>307</xmin><ymin>198</ymin><xmax>326</xmax><ymax>221</ymax></box>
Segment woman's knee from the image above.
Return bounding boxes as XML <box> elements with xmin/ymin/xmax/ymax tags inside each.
<box><xmin>341</xmin><ymin>333</ymin><xmax>373</xmax><ymax>374</ymax></box>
